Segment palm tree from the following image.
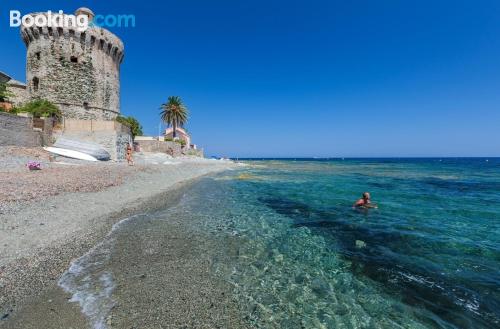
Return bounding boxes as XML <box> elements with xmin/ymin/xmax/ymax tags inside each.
<box><xmin>160</xmin><ymin>96</ymin><xmax>189</xmax><ymax>139</ymax></box>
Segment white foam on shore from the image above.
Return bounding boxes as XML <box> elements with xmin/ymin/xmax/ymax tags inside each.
<box><xmin>58</xmin><ymin>249</ymin><xmax>115</xmax><ymax>329</ymax></box>
<box><xmin>58</xmin><ymin>214</ymin><xmax>141</xmax><ymax>329</ymax></box>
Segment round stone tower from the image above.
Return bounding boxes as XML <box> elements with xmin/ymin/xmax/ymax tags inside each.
<box><xmin>20</xmin><ymin>8</ymin><xmax>124</xmax><ymax>120</ymax></box>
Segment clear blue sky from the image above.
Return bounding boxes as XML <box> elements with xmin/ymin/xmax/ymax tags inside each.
<box><xmin>1</xmin><ymin>0</ymin><xmax>500</xmax><ymax>157</ymax></box>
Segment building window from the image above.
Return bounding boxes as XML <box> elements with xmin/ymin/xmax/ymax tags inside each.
<box><xmin>70</xmin><ymin>56</ymin><xmax>78</xmax><ymax>63</ymax></box>
<box><xmin>33</xmin><ymin>77</ymin><xmax>39</xmax><ymax>92</ymax></box>
<box><xmin>35</xmin><ymin>52</ymin><xmax>41</xmax><ymax>60</ymax></box>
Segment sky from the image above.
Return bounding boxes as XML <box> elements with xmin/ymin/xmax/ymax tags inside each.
<box><xmin>1</xmin><ymin>0</ymin><xmax>500</xmax><ymax>157</ymax></box>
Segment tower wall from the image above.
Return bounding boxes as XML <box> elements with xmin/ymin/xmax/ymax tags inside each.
<box><xmin>21</xmin><ymin>14</ymin><xmax>124</xmax><ymax>120</ymax></box>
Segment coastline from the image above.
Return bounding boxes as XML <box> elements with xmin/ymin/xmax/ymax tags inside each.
<box><xmin>0</xmin><ymin>155</ymin><xmax>240</xmax><ymax>327</ymax></box>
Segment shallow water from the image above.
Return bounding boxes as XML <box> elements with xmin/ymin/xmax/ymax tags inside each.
<box><xmin>61</xmin><ymin>158</ymin><xmax>500</xmax><ymax>328</ymax></box>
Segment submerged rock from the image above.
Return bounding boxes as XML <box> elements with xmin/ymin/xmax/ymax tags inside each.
<box><xmin>311</xmin><ymin>277</ymin><xmax>332</xmax><ymax>297</ymax></box>
<box><xmin>355</xmin><ymin>240</ymin><xmax>367</xmax><ymax>249</ymax></box>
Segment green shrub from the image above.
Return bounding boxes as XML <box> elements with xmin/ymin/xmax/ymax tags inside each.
<box><xmin>115</xmin><ymin>115</ymin><xmax>143</xmax><ymax>138</ymax></box>
<box><xmin>17</xmin><ymin>99</ymin><xmax>61</xmax><ymax>118</ymax></box>
<box><xmin>164</xmin><ymin>137</ymin><xmax>186</xmax><ymax>146</ymax></box>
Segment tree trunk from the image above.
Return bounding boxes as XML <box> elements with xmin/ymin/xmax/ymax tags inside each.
<box><xmin>173</xmin><ymin>123</ymin><xmax>177</xmax><ymax>139</ymax></box>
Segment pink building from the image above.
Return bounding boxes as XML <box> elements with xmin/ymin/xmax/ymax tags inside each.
<box><xmin>164</xmin><ymin>127</ymin><xmax>194</xmax><ymax>148</ymax></box>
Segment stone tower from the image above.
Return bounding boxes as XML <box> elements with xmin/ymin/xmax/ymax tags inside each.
<box><xmin>20</xmin><ymin>8</ymin><xmax>124</xmax><ymax>120</ymax></box>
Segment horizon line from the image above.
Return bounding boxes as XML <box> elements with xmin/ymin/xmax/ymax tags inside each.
<box><xmin>226</xmin><ymin>156</ymin><xmax>500</xmax><ymax>159</ymax></box>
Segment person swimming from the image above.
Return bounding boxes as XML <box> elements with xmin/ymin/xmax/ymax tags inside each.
<box><xmin>353</xmin><ymin>192</ymin><xmax>378</xmax><ymax>208</ymax></box>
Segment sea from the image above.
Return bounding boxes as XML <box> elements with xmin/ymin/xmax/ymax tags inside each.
<box><xmin>59</xmin><ymin>158</ymin><xmax>500</xmax><ymax>329</ymax></box>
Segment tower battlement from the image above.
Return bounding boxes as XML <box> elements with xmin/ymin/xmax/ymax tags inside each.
<box><xmin>20</xmin><ymin>8</ymin><xmax>125</xmax><ymax>120</ymax></box>
<box><xmin>21</xmin><ymin>20</ymin><xmax>125</xmax><ymax>65</ymax></box>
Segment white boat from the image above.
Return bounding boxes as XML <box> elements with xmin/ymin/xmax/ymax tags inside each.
<box><xmin>44</xmin><ymin>147</ymin><xmax>98</xmax><ymax>162</ymax></box>
<box><xmin>54</xmin><ymin>137</ymin><xmax>111</xmax><ymax>161</ymax></box>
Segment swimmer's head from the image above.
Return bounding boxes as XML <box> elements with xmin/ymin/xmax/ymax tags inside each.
<box><xmin>363</xmin><ymin>192</ymin><xmax>370</xmax><ymax>200</ymax></box>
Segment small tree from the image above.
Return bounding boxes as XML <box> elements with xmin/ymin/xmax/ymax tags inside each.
<box><xmin>18</xmin><ymin>99</ymin><xmax>61</xmax><ymax>119</ymax></box>
<box><xmin>115</xmin><ymin>115</ymin><xmax>143</xmax><ymax>138</ymax></box>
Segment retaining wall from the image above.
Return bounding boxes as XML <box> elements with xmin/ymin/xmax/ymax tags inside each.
<box><xmin>135</xmin><ymin>140</ymin><xmax>183</xmax><ymax>156</ymax></box>
<box><xmin>134</xmin><ymin>139</ymin><xmax>204</xmax><ymax>158</ymax></box>
<box><xmin>0</xmin><ymin>112</ymin><xmax>42</xmax><ymax>147</ymax></box>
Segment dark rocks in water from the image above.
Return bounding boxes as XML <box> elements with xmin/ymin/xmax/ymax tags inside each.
<box><xmin>258</xmin><ymin>197</ymin><xmax>315</xmax><ymax>219</ymax></box>
<box><xmin>1</xmin><ymin>309</ymin><xmax>12</xmax><ymax>320</ymax></box>
<box><xmin>421</xmin><ymin>177</ymin><xmax>500</xmax><ymax>193</ymax></box>
<box><xmin>292</xmin><ymin>220</ymin><xmax>336</xmax><ymax>229</ymax></box>
<box><xmin>310</xmin><ymin>277</ymin><xmax>331</xmax><ymax>297</ymax></box>
<box><xmin>253</xmin><ymin>260</ymin><xmax>266</xmax><ymax>270</ymax></box>
<box><xmin>294</xmin><ymin>273</ymin><xmax>308</xmax><ymax>284</ymax></box>
<box><xmin>334</xmin><ymin>304</ymin><xmax>350</xmax><ymax>316</ymax></box>
<box><xmin>259</xmin><ymin>195</ymin><xmax>499</xmax><ymax>328</ymax></box>
<box><xmin>280</xmin><ymin>317</ymin><xmax>302</xmax><ymax>328</ymax></box>
<box><xmin>259</xmin><ymin>293</ymin><xmax>278</xmax><ymax>306</ymax></box>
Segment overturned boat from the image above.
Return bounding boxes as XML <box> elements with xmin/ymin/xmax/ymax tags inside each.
<box><xmin>53</xmin><ymin>137</ymin><xmax>111</xmax><ymax>161</ymax></box>
<box><xmin>44</xmin><ymin>147</ymin><xmax>99</xmax><ymax>162</ymax></box>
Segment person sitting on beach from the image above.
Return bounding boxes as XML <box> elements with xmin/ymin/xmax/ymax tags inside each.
<box><xmin>126</xmin><ymin>144</ymin><xmax>134</xmax><ymax>166</ymax></box>
<box><xmin>353</xmin><ymin>192</ymin><xmax>377</xmax><ymax>208</ymax></box>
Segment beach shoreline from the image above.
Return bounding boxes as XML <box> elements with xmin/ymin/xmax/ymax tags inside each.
<box><xmin>0</xmin><ymin>151</ymin><xmax>240</xmax><ymax>327</ymax></box>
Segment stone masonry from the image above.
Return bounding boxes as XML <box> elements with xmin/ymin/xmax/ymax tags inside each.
<box><xmin>2</xmin><ymin>8</ymin><xmax>133</xmax><ymax>159</ymax></box>
<box><xmin>20</xmin><ymin>8</ymin><xmax>124</xmax><ymax>120</ymax></box>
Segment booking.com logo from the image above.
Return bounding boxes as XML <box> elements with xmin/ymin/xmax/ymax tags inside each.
<box><xmin>9</xmin><ymin>10</ymin><xmax>135</xmax><ymax>32</ymax></box>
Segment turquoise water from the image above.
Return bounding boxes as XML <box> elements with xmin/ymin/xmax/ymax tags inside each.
<box><xmin>210</xmin><ymin>158</ymin><xmax>500</xmax><ymax>328</ymax></box>
<box><xmin>62</xmin><ymin>158</ymin><xmax>500</xmax><ymax>328</ymax></box>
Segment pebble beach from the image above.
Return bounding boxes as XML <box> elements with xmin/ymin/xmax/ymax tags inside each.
<box><xmin>0</xmin><ymin>147</ymin><xmax>242</xmax><ymax>328</ymax></box>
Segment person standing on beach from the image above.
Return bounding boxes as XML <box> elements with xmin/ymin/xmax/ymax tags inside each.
<box><xmin>126</xmin><ymin>143</ymin><xmax>134</xmax><ymax>166</ymax></box>
<box><xmin>353</xmin><ymin>192</ymin><xmax>377</xmax><ymax>208</ymax></box>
